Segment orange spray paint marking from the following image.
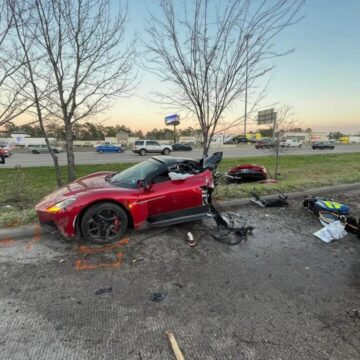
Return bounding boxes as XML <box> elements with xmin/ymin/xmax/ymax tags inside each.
<box><xmin>77</xmin><ymin>238</ymin><xmax>129</xmax><ymax>254</ymax></box>
<box><xmin>0</xmin><ymin>238</ymin><xmax>16</xmax><ymax>246</ymax></box>
<box><xmin>75</xmin><ymin>252</ymin><xmax>123</xmax><ymax>271</ymax></box>
<box><xmin>26</xmin><ymin>224</ymin><xmax>42</xmax><ymax>251</ymax></box>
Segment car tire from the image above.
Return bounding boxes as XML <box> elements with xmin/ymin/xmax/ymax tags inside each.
<box><xmin>81</xmin><ymin>202</ymin><xmax>129</xmax><ymax>244</ymax></box>
<box><xmin>162</xmin><ymin>148</ymin><xmax>170</xmax><ymax>155</ymax></box>
<box><xmin>32</xmin><ymin>150</ymin><xmax>39</xmax><ymax>154</ymax></box>
<box><xmin>139</xmin><ymin>149</ymin><xmax>147</xmax><ymax>156</ymax></box>
<box><xmin>98</xmin><ymin>149</ymin><xmax>103</xmax><ymax>154</ymax></box>
<box><xmin>117</xmin><ymin>149</ymin><xmax>122</xmax><ymax>153</ymax></box>
<box><xmin>53</xmin><ymin>149</ymin><xmax>59</xmax><ymax>154</ymax></box>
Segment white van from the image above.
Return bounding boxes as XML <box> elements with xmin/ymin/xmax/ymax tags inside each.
<box><xmin>280</xmin><ymin>139</ymin><xmax>302</xmax><ymax>148</ymax></box>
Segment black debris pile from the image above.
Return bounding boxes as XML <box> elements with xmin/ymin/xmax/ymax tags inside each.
<box><xmin>210</xmin><ymin>206</ymin><xmax>253</xmax><ymax>245</ymax></box>
<box><xmin>150</xmin><ymin>292</ymin><xmax>167</xmax><ymax>302</ymax></box>
<box><xmin>251</xmin><ymin>191</ymin><xmax>288</xmax><ymax>208</ymax></box>
<box><xmin>94</xmin><ymin>287</ymin><xmax>113</xmax><ymax>296</ymax></box>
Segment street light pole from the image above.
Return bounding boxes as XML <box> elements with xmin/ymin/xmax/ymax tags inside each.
<box><xmin>244</xmin><ymin>34</ymin><xmax>251</xmax><ymax>137</ymax></box>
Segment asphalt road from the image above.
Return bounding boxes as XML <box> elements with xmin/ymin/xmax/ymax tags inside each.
<box><xmin>1</xmin><ymin>189</ymin><xmax>360</xmax><ymax>359</ymax></box>
<box><xmin>2</xmin><ymin>144</ymin><xmax>360</xmax><ymax>168</ymax></box>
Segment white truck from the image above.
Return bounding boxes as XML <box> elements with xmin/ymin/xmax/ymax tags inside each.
<box><xmin>280</xmin><ymin>139</ymin><xmax>302</xmax><ymax>148</ymax></box>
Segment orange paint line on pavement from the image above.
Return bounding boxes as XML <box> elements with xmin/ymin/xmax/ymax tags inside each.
<box><xmin>77</xmin><ymin>238</ymin><xmax>129</xmax><ymax>254</ymax></box>
<box><xmin>0</xmin><ymin>238</ymin><xmax>16</xmax><ymax>246</ymax></box>
<box><xmin>26</xmin><ymin>224</ymin><xmax>42</xmax><ymax>251</ymax></box>
<box><xmin>75</xmin><ymin>252</ymin><xmax>124</xmax><ymax>271</ymax></box>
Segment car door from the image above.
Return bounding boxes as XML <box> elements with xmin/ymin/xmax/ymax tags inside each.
<box><xmin>146</xmin><ymin>173</ymin><xmax>207</xmax><ymax>219</ymax></box>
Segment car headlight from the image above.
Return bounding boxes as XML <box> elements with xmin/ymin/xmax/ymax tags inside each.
<box><xmin>47</xmin><ymin>197</ymin><xmax>77</xmax><ymax>213</ymax></box>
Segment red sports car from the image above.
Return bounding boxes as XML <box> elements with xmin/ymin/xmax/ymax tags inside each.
<box><xmin>36</xmin><ymin>152</ymin><xmax>222</xmax><ymax>244</ymax></box>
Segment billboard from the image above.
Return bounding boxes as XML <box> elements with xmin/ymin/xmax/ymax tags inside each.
<box><xmin>165</xmin><ymin>114</ymin><xmax>180</xmax><ymax>126</ymax></box>
<box><xmin>257</xmin><ymin>108</ymin><xmax>277</xmax><ymax>125</ymax></box>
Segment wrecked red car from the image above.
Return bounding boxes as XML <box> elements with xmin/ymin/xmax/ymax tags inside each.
<box><xmin>226</xmin><ymin>164</ymin><xmax>267</xmax><ymax>183</ymax></box>
<box><xmin>36</xmin><ymin>152</ymin><xmax>222</xmax><ymax>244</ymax></box>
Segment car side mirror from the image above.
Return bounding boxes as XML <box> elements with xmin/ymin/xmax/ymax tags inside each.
<box><xmin>138</xmin><ymin>179</ymin><xmax>152</xmax><ymax>191</ymax></box>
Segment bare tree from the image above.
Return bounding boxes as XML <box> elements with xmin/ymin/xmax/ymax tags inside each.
<box><xmin>10</xmin><ymin>0</ymin><xmax>135</xmax><ymax>182</ymax></box>
<box><xmin>145</xmin><ymin>0</ymin><xmax>304</xmax><ymax>155</ymax></box>
<box><xmin>0</xmin><ymin>1</ymin><xmax>32</xmax><ymax>128</ymax></box>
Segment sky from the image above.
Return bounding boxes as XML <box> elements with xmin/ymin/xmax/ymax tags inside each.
<box><xmin>104</xmin><ymin>0</ymin><xmax>360</xmax><ymax>135</ymax></box>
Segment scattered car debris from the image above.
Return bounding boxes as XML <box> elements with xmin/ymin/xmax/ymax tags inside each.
<box><xmin>344</xmin><ymin>216</ymin><xmax>360</xmax><ymax>238</ymax></box>
<box><xmin>304</xmin><ymin>197</ymin><xmax>359</xmax><ymax>240</ymax></box>
<box><xmin>150</xmin><ymin>292</ymin><xmax>167</xmax><ymax>302</ymax></box>
<box><xmin>165</xmin><ymin>331</ymin><xmax>185</xmax><ymax>360</ymax></box>
<box><xmin>303</xmin><ymin>197</ymin><xmax>350</xmax><ymax>215</ymax></box>
<box><xmin>186</xmin><ymin>232</ymin><xmax>196</xmax><ymax>247</ymax></box>
<box><xmin>210</xmin><ymin>206</ymin><xmax>253</xmax><ymax>245</ymax></box>
<box><xmin>94</xmin><ymin>287</ymin><xmax>113</xmax><ymax>296</ymax></box>
<box><xmin>251</xmin><ymin>191</ymin><xmax>288</xmax><ymax>208</ymax></box>
<box><xmin>313</xmin><ymin>220</ymin><xmax>347</xmax><ymax>243</ymax></box>
<box><xmin>225</xmin><ymin>164</ymin><xmax>268</xmax><ymax>183</ymax></box>
<box><xmin>131</xmin><ymin>257</ymin><xmax>144</xmax><ymax>263</ymax></box>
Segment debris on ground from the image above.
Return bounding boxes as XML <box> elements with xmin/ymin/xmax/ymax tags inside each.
<box><xmin>150</xmin><ymin>292</ymin><xmax>167</xmax><ymax>302</ymax></box>
<box><xmin>304</xmin><ymin>197</ymin><xmax>360</xmax><ymax>240</ymax></box>
<box><xmin>94</xmin><ymin>287</ymin><xmax>113</xmax><ymax>296</ymax></box>
<box><xmin>251</xmin><ymin>191</ymin><xmax>288</xmax><ymax>208</ymax></box>
<box><xmin>210</xmin><ymin>206</ymin><xmax>253</xmax><ymax>245</ymax></box>
<box><xmin>313</xmin><ymin>220</ymin><xmax>347</xmax><ymax>243</ymax></box>
<box><xmin>131</xmin><ymin>257</ymin><xmax>144</xmax><ymax>263</ymax></box>
<box><xmin>186</xmin><ymin>232</ymin><xmax>196</xmax><ymax>247</ymax></box>
<box><xmin>225</xmin><ymin>164</ymin><xmax>268</xmax><ymax>183</ymax></box>
<box><xmin>165</xmin><ymin>331</ymin><xmax>185</xmax><ymax>360</ymax></box>
<box><xmin>303</xmin><ymin>197</ymin><xmax>350</xmax><ymax>215</ymax></box>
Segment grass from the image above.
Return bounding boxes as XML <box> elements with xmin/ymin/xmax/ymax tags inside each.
<box><xmin>0</xmin><ymin>152</ymin><xmax>359</xmax><ymax>227</ymax></box>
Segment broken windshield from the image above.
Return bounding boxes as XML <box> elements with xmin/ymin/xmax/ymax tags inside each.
<box><xmin>110</xmin><ymin>159</ymin><xmax>165</xmax><ymax>188</ymax></box>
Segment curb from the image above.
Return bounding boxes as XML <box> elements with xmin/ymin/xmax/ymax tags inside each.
<box><xmin>0</xmin><ymin>224</ymin><xmax>40</xmax><ymax>242</ymax></box>
<box><xmin>1</xmin><ymin>182</ymin><xmax>360</xmax><ymax>241</ymax></box>
<box><xmin>218</xmin><ymin>182</ymin><xmax>360</xmax><ymax>209</ymax></box>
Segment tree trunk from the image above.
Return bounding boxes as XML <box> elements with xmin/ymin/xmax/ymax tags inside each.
<box><xmin>65</xmin><ymin>123</ymin><xmax>76</xmax><ymax>182</ymax></box>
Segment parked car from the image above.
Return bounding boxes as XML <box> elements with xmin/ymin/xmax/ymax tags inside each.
<box><xmin>0</xmin><ymin>144</ymin><xmax>12</xmax><ymax>155</ymax></box>
<box><xmin>30</xmin><ymin>145</ymin><xmax>63</xmax><ymax>154</ymax></box>
<box><xmin>132</xmin><ymin>140</ymin><xmax>172</xmax><ymax>156</ymax></box>
<box><xmin>35</xmin><ymin>152</ymin><xmax>223</xmax><ymax>244</ymax></box>
<box><xmin>311</xmin><ymin>142</ymin><xmax>335</xmax><ymax>150</ymax></box>
<box><xmin>280</xmin><ymin>139</ymin><xmax>302</xmax><ymax>148</ymax></box>
<box><xmin>172</xmin><ymin>143</ymin><xmax>192</xmax><ymax>151</ymax></box>
<box><xmin>0</xmin><ymin>147</ymin><xmax>10</xmax><ymax>159</ymax></box>
<box><xmin>255</xmin><ymin>139</ymin><xmax>274</xmax><ymax>149</ymax></box>
<box><xmin>95</xmin><ymin>143</ymin><xmax>124</xmax><ymax>153</ymax></box>
<box><xmin>224</xmin><ymin>136</ymin><xmax>248</xmax><ymax>144</ymax></box>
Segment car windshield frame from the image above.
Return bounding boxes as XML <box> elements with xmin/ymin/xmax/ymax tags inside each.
<box><xmin>109</xmin><ymin>158</ymin><xmax>167</xmax><ymax>189</ymax></box>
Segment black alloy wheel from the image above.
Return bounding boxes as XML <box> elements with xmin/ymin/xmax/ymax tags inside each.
<box><xmin>81</xmin><ymin>202</ymin><xmax>129</xmax><ymax>244</ymax></box>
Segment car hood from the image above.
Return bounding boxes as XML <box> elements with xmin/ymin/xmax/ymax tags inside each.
<box><xmin>36</xmin><ymin>171</ymin><xmax>132</xmax><ymax>208</ymax></box>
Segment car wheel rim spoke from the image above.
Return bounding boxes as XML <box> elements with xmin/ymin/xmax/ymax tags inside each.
<box><xmin>86</xmin><ymin>209</ymin><xmax>122</xmax><ymax>241</ymax></box>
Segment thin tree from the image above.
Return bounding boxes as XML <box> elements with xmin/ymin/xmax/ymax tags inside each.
<box><xmin>10</xmin><ymin>0</ymin><xmax>135</xmax><ymax>182</ymax></box>
<box><xmin>145</xmin><ymin>0</ymin><xmax>304</xmax><ymax>155</ymax></box>
<box><xmin>0</xmin><ymin>1</ymin><xmax>32</xmax><ymax>128</ymax></box>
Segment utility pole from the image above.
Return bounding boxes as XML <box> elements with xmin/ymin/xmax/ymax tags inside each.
<box><xmin>244</xmin><ymin>34</ymin><xmax>252</xmax><ymax>137</ymax></box>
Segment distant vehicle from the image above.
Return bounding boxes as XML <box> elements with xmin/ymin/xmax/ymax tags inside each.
<box><xmin>30</xmin><ymin>145</ymin><xmax>63</xmax><ymax>154</ymax></box>
<box><xmin>0</xmin><ymin>147</ymin><xmax>10</xmax><ymax>158</ymax></box>
<box><xmin>280</xmin><ymin>139</ymin><xmax>302</xmax><ymax>148</ymax></box>
<box><xmin>132</xmin><ymin>140</ymin><xmax>172</xmax><ymax>156</ymax></box>
<box><xmin>255</xmin><ymin>139</ymin><xmax>274</xmax><ymax>149</ymax></box>
<box><xmin>224</xmin><ymin>136</ymin><xmax>248</xmax><ymax>144</ymax></box>
<box><xmin>95</xmin><ymin>143</ymin><xmax>124</xmax><ymax>154</ymax></box>
<box><xmin>312</xmin><ymin>142</ymin><xmax>335</xmax><ymax>150</ymax></box>
<box><xmin>0</xmin><ymin>145</ymin><xmax>12</xmax><ymax>156</ymax></box>
<box><xmin>172</xmin><ymin>143</ymin><xmax>192</xmax><ymax>151</ymax></box>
